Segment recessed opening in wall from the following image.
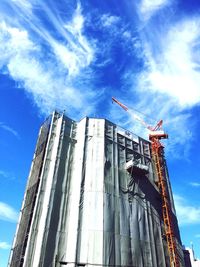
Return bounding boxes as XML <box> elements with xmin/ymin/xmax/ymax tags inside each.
<box><xmin>117</xmin><ymin>134</ymin><xmax>125</xmax><ymax>145</ymax></box>
<box><xmin>133</xmin><ymin>141</ymin><xmax>139</xmax><ymax>152</ymax></box>
<box><xmin>59</xmin><ymin>261</ymin><xmax>68</xmax><ymax>265</ymax></box>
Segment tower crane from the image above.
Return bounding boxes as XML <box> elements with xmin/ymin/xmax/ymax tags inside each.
<box><xmin>112</xmin><ymin>97</ymin><xmax>180</xmax><ymax>267</ymax></box>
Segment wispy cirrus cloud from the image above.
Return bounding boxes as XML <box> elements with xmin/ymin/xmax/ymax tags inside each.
<box><xmin>0</xmin><ymin>0</ymin><xmax>140</xmax><ymax>120</ymax></box>
<box><xmin>0</xmin><ymin>1</ymin><xmax>97</xmax><ymax>117</ymax></box>
<box><xmin>0</xmin><ymin>0</ymin><xmax>199</xmax><ymax>159</ymax></box>
<box><xmin>138</xmin><ymin>0</ymin><xmax>172</xmax><ymax>21</ymax></box>
<box><xmin>0</xmin><ymin>202</ymin><xmax>18</xmax><ymax>223</ymax></box>
<box><xmin>119</xmin><ymin>15</ymin><xmax>200</xmax><ymax>157</ymax></box>
<box><xmin>0</xmin><ymin>122</ymin><xmax>19</xmax><ymax>139</ymax></box>
<box><xmin>0</xmin><ymin>241</ymin><xmax>10</xmax><ymax>250</ymax></box>
<box><xmin>11</xmin><ymin>0</ymin><xmax>32</xmax><ymax>10</ymax></box>
<box><xmin>101</xmin><ymin>5</ymin><xmax>200</xmax><ymax>158</ymax></box>
<box><xmin>0</xmin><ymin>170</ymin><xmax>15</xmax><ymax>180</ymax></box>
<box><xmin>174</xmin><ymin>195</ymin><xmax>200</xmax><ymax>225</ymax></box>
<box><xmin>54</xmin><ymin>3</ymin><xmax>94</xmax><ymax>76</ymax></box>
<box><xmin>92</xmin><ymin>7</ymin><xmax>200</xmax><ymax>159</ymax></box>
<box><xmin>190</xmin><ymin>182</ymin><xmax>200</xmax><ymax>187</ymax></box>
<box><xmin>91</xmin><ymin>12</ymin><xmax>133</xmax><ymax>61</ymax></box>
<box><xmin>100</xmin><ymin>14</ymin><xmax>120</xmax><ymax>28</ymax></box>
<box><xmin>140</xmin><ymin>17</ymin><xmax>200</xmax><ymax>108</ymax></box>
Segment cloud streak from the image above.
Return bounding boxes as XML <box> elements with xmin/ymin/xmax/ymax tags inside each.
<box><xmin>0</xmin><ymin>0</ymin><xmax>200</xmax><ymax>158</ymax></box>
<box><xmin>100</xmin><ymin>14</ymin><xmax>120</xmax><ymax>28</ymax></box>
<box><xmin>0</xmin><ymin>241</ymin><xmax>10</xmax><ymax>250</ymax></box>
<box><xmin>0</xmin><ymin>202</ymin><xmax>18</xmax><ymax>223</ymax></box>
<box><xmin>0</xmin><ymin>1</ymin><xmax>96</xmax><ymax>117</ymax></box>
<box><xmin>118</xmin><ymin>13</ymin><xmax>200</xmax><ymax>157</ymax></box>
<box><xmin>0</xmin><ymin>122</ymin><xmax>19</xmax><ymax>139</ymax></box>
<box><xmin>0</xmin><ymin>170</ymin><xmax>15</xmax><ymax>180</ymax></box>
<box><xmin>98</xmin><ymin>7</ymin><xmax>200</xmax><ymax>159</ymax></box>
<box><xmin>139</xmin><ymin>17</ymin><xmax>200</xmax><ymax>108</ymax></box>
<box><xmin>174</xmin><ymin>195</ymin><xmax>200</xmax><ymax>225</ymax></box>
<box><xmin>138</xmin><ymin>0</ymin><xmax>172</xmax><ymax>21</ymax></box>
<box><xmin>190</xmin><ymin>182</ymin><xmax>200</xmax><ymax>187</ymax></box>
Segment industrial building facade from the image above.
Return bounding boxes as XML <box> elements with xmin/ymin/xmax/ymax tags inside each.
<box><xmin>9</xmin><ymin>111</ymin><xmax>185</xmax><ymax>267</ymax></box>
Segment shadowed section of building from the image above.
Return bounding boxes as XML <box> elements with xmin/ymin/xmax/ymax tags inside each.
<box><xmin>185</xmin><ymin>246</ymin><xmax>200</xmax><ymax>267</ymax></box>
<box><xmin>8</xmin><ymin>111</ymin><xmax>186</xmax><ymax>267</ymax></box>
<box><xmin>183</xmin><ymin>249</ymin><xmax>192</xmax><ymax>267</ymax></box>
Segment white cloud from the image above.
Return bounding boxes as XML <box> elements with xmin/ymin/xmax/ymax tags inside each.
<box><xmin>0</xmin><ymin>122</ymin><xmax>19</xmax><ymax>138</ymax></box>
<box><xmin>0</xmin><ymin>3</ymin><xmax>97</xmax><ymax>116</ymax></box>
<box><xmin>140</xmin><ymin>17</ymin><xmax>200</xmax><ymax>108</ymax></box>
<box><xmin>0</xmin><ymin>170</ymin><xmax>15</xmax><ymax>180</ymax></box>
<box><xmin>62</xmin><ymin>3</ymin><xmax>94</xmax><ymax>75</ymax></box>
<box><xmin>120</xmin><ymin>17</ymin><xmax>200</xmax><ymax>157</ymax></box>
<box><xmin>164</xmin><ymin>112</ymin><xmax>193</xmax><ymax>158</ymax></box>
<box><xmin>190</xmin><ymin>182</ymin><xmax>200</xmax><ymax>187</ymax></box>
<box><xmin>139</xmin><ymin>0</ymin><xmax>171</xmax><ymax>20</ymax></box>
<box><xmin>174</xmin><ymin>195</ymin><xmax>200</xmax><ymax>225</ymax></box>
<box><xmin>195</xmin><ymin>234</ymin><xmax>200</xmax><ymax>238</ymax></box>
<box><xmin>0</xmin><ymin>202</ymin><xmax>18</xmax><ymax>223</ymax></box>
<box><xmin>0</xmin><ymin>0</ymin><xmax>198</xmax><ymax>162</ymax></box>
<box><xmin>0</xmin><ymin>241</ymin><xmax>10</xmax><ymax>250</ymax></box>
<box><xmin>64</xmin><ymin>3</ymin><xmax>84</xmax><ymax>33</ymax></box>
<box><xmin>101</xmin><ymin>14</ymin><xmax>120</xmax><ymax>27</ymax></box>
<box><xmin>101</xmin><ymin>9</ymin><xmax>200</xmax><ymax>161</ymax></box>
<box><xmin>11</xmin><ymin>0</ymin><xmax>32</xmax><ymax>8</ymax></box>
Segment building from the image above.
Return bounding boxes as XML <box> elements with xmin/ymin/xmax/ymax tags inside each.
<box><xmin>183</xmin><ymin>249</ymin><xmax>192</xmax><ymax>267</ymax></box>
<box><xmin>186</xmin><ymin>246</ymin><xmax>200</xmax><ymax>267</ymax></box>
<box><xmin>9</xmin><ymin>111</ymin><xmax>185</xmax><ymax>267</ymax></box>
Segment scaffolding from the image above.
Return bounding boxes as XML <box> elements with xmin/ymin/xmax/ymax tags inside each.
<box><xmin>8</xmin><ymin>114</ymin><xmax>185</xmax><ymax>267</ymax></box>
<box><xmin>9</xmin><ymin>116</ymin><xmax>51</xmax><ymax>267</ymax></box>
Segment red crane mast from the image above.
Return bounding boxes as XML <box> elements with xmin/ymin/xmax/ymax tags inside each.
<box><xmin>112</xmin><ymin>97</ymin><xmax>180</xmax><ymax>267</ymax></box>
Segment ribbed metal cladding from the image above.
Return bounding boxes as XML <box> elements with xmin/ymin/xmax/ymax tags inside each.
<box><xmin>8</xmin><ymin>113</ymin><xmax>185</xmax><ymax>267</ymax></box>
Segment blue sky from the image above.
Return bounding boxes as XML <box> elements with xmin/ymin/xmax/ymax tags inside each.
<box><xmin>0</xmin><ymin>0</ymin><xmax>200</xmax><ymax>266</ymax></box>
